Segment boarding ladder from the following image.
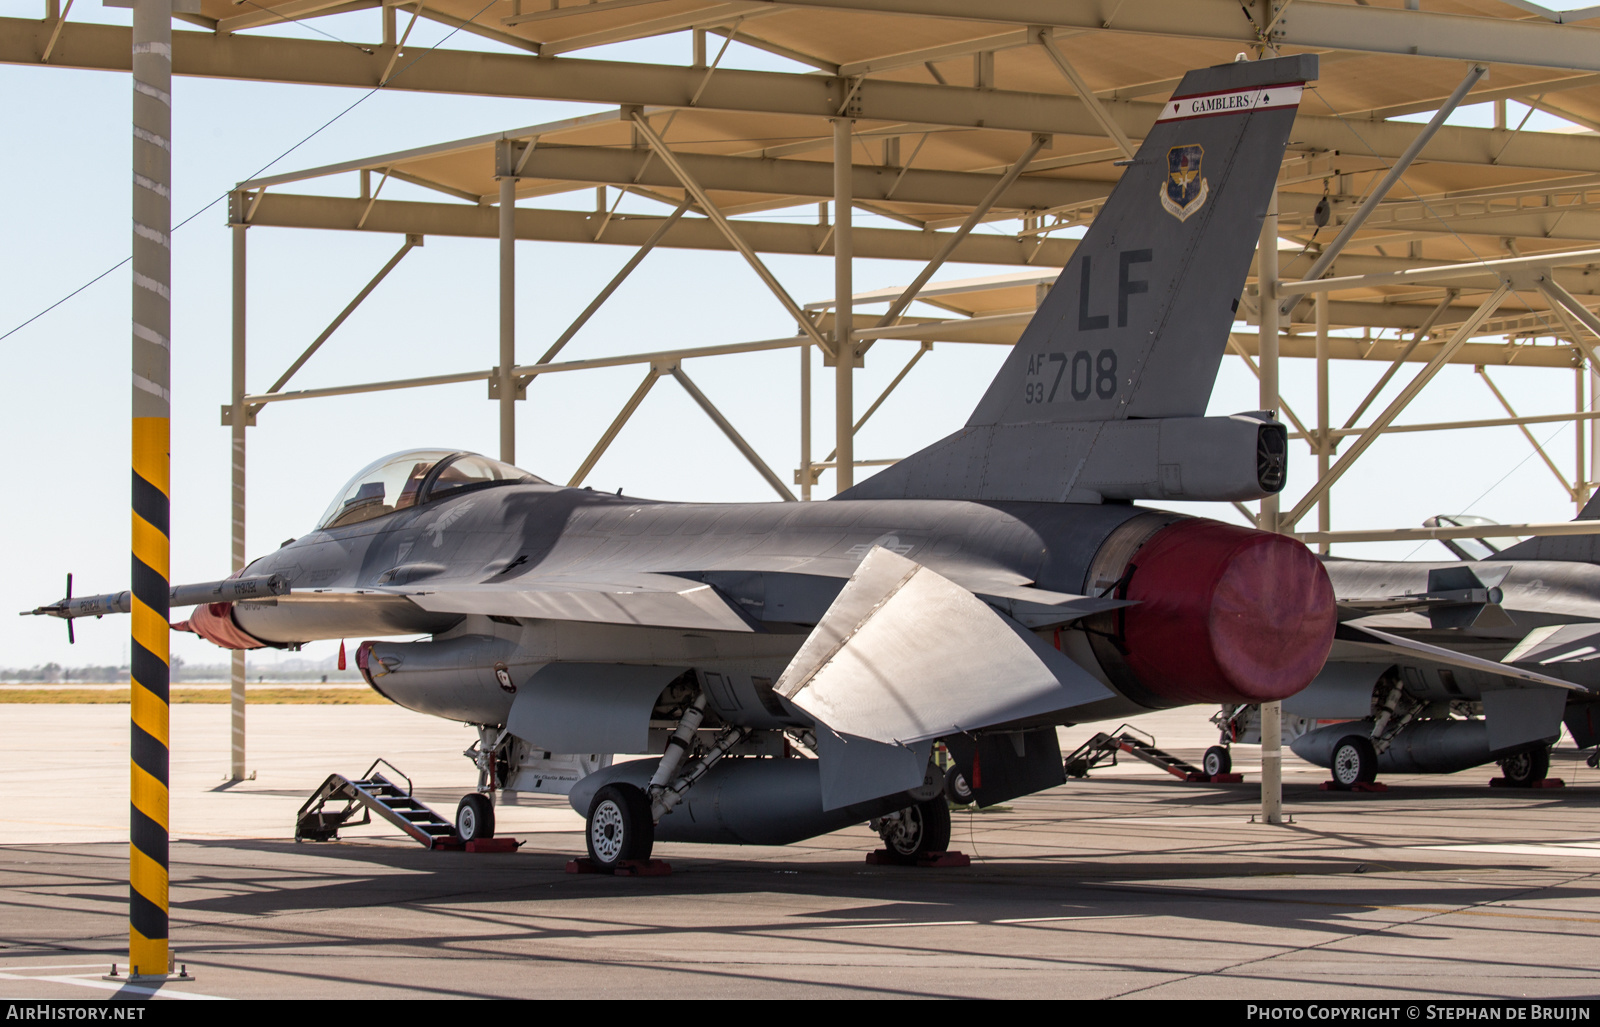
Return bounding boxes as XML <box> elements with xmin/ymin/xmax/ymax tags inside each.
<box><xmin>1063</xmin><ymin>725</ymin><xmax>1210</xmax><ymax>782</ymax></box>
<box><xmin>295</xmin><ymin>759</ymin><xmax>457</xmax><ymax>848</ymax></box>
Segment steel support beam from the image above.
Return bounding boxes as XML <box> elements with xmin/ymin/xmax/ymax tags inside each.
<box><xmin>799</xmin><ymin>341</ymin><xmax>813</xmax><ymax>499</ymax></box>
<box><xmin>770</xmin><ymin>0</ymin><xmax>1600</xmax><ymax>74</ymax></box>
<box><xmin>243</xmin><ymin>335</ymin><xmax>809</xmax><ymax>407</ymax></box>
<box><xmin>1034</xmin><ymin>29</ymin><xmax>1133</xmax><ymax>159</ymax></box>
<box><xmin>669</xmin><ymin>366</ymin><xmax>798</xmax><ymax>501</ymax></box>
<box><xmin>229</xmin><ymin>201</ymin><xmax>248</xmax><ymax>785</ymax></box>
<box><xmin>873</xmin><ymin>133</ymin><xmax>1047</xmax><ymax>330</ymax></box>
<box><xmin>630</xmin><ymin>110</ymin><xmax>829</xmax><ymax>353</ymax></box>
<box><xmin>1282</xmin><ymin>281</ymin><xmax>1513</xmax><ymax>529</ymax></box>
<box><xmin>833</xmin><ymin>117</ymin><xmax>855</xmax><ymax>490</ymax></box>
<box><xmin>498</xmin><ymin>142</ymin><xmax>517</xmax><ymax>464</ymax></box>
<box><xmin>1283</xmin><ymin>64</ymin><xmax>1487</xmax><ymax>315</ymax></box>
<box><xmin>256</xmin><ymin>234</ymin><xmax>420</xmax><ymax>406</ymax></box>
<box><xmin>1288</xmin><ymin>408</ymin><xmax>1600</xmax><ymax>442</ymax></box>
<box><xmin>1279</xmin><ymin>247</ymin><xmax>1600</xmax><ymax>296</ymax></box>
<box><xmin>534</xmin><ymin>202</ymin><xmax>688</xmax><ymax>369</ymax></box>
<box><xmin>513</xmin><ymin>142</ymin><xmax>1101</xmax><ymax>213</ymax></box>
<box><xmin>1257</xmin><ymin>186</ymin><xmax>1283</xmax><ymax>830</ymax></box>
<box><xmin>1478</xmin><ymin>367</ymin><xmax>1578</xmax><ymax>500</ymax></box>
<box><xmin>128</xmin><ymin>0</ymin><xmax>172</xmax><ymax>979</ymax></box>
<box><xmin>16</xmin><ymin>21</ymin><xmax>1600</xmax><ymax>174</ymax></box>
<box><xmin>1337</xmin><ymin>291</ymin><xmax>1458</xmax><ymax>436</ymax></box>
<box><xmin>823</xmin><ymin>341</ymin><xmax>930</xmax><ymax>463</ymax></box>
<box><xmin>568</xmin><ymin>369</ymin><xmax>662</xmax><ymax>487</ymax></box>
<box><xmin>1315</xmin><ymin>294</ymin><xmax>1330</xmax><ymax>554</ymax></box>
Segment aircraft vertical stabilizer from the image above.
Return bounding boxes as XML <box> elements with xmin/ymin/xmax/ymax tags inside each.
<box><xmin>844</xmin><ymin>53</ymin><xmax>1317</xmax><ymax>504</ymax></box>
<box><xmin>1491</xmin><ymin>492</ymin><xmax>1600</xmax><ymax>562</ymax></box>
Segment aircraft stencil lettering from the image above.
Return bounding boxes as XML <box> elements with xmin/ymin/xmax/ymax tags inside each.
<box><xmin>27</xmin><ymin>55</ymin><xmax>1329</xmax><ymax>868</ymax></box>
<box><xmin>845</xmin><ymin>534</ymin><xmax>915</xmax><ymax>560</ymax></box>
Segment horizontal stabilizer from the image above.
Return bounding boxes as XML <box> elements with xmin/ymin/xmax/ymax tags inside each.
<box><xmin>1337</xmin><ymin>623</ymin><xmax>1588</xmax><ymax>693</ymax></box>
<box><xmin>1501</xmin><ymin>623</ymin><xmax>1600</xmax><ymax>667</ymax></box>
<box><xmin>774</xmin><ymin>547</ymin><xmax>1113</xmax><ymax>748</ymax></box>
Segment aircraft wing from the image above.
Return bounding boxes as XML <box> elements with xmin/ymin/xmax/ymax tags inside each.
<box><xmin>392</xmin><ymin>574</ymin><xmax>759</xmax><ymax>633</ymax></box>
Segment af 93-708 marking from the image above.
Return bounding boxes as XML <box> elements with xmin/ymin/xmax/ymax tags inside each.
<box><xmin>1023</xmin><ymin>349</ymin><xmax>1118</xmax><ymax>404</ymax></box>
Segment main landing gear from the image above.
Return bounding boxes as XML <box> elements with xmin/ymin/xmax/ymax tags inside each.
<box><xmin>871</xmin><ymin>797</ymin><xmax>952</xmax><ymax>861</ymax></box>
<box><xmin>585</xmin><ymin>783</ymin><xmax>654</xmax><ymax>869</ymax></box>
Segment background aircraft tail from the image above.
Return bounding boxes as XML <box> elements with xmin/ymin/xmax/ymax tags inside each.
<box><xmin>845</xmin><ymin>53</ymin><xmax>1318</xmax><ymax>504</ymax></box>
<box><xmin>1491</xmin><ymin>493</ymin><xmax>1600</xmax><ymax>562</ymax></box>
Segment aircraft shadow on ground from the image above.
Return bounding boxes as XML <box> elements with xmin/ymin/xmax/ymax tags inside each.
<box><xmin>164</xmin><ymin>838</ymin><xmax>1600</xmax><ymax>950</ymax></box>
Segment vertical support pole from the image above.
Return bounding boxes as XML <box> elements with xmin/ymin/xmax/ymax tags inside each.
<box><xmin>1257</xmin><ymin>186</ymin><xmax>1284</xmax><ymax>827</ymax></box>
<box><xmin>1591</xmin><ymin>359</ymin><xmax>1599</xmax><ymax>505</ymax></box>
<box><xmin>1258</xmin><ymin>189</ymin><xmax>1280</xmax><ymax>535</ymax></box>
<box><xmin>800</xmin><ymin>342</ymin><xmax>812</xmax><ymax>501</ymax></box>
<box><xmin>497</xmin><ymin>141</ymin><xmax>517</xmax><ymax>465</ymax></box>
<box><xmin>129</xmin><ymin>0</ymin><xmax>172</xmax><ymax>978</ymax></box>
<box><xmin>1579</xmin><ymin>366</ymin><xmax>1590</xmax><ymax>512</ymax></box>
<box><xmin>1315</xmin><ymin>293</ymin><xmax>1330</xmax><ymax>554</ymax></box>
<box><xmin>832</xmin><ymin>117</ymin><xmax>854</xmax><ymax>493</ymax></box>
<box><xmin>229</xmin><ymin>199</ymin><xmax>248</xmax><ymax>783</ymax></box>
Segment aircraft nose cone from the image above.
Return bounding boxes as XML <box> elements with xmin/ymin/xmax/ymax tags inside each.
<box><xmin>1119</xmin><ymin>520</ymin><xmax>1335</xmax><ymax>705</ymax></box>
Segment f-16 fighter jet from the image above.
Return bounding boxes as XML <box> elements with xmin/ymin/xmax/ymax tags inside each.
<box><xmin>1229</xmin><ymin>508</ymin><xmax>1600</xmax><ymax>791</ymax></box>
<box><xmin>29</xmin><ymin>54</ymin><xmax>1334</xmax><ymax>868</ymax></box>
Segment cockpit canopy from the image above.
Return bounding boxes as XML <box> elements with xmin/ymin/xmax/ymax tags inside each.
<box><xmin>317</xmin><ymin>449</ymin><xmax>544</xmax><ymax>530</ymax></box>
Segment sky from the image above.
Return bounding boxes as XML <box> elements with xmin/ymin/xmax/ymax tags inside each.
<box><xmin>1</xmin><ymin>0</ymin><xmax>1596</xmax><ymax>672</ymax></box>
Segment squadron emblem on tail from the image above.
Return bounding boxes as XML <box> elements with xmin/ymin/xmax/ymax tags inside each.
<box><xmin>1161</xmin><ymin>144</ymin><xmax>1208</xmax><ymax>221</ymax></box>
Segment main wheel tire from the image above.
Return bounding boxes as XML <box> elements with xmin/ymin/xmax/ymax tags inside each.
<box><xmin>879</xmin><ymin>797</ymin><xmax>952</xmax><ymax>859</ymax></box>
<box><xmin>1330</xmin><ymin>735</ymin><xmax>1378</xmax><ymax>790</ymax></box>
<box><xmin>586</xmin><ymin>783</ymin><xmax>654</xmax><ymax>869</ymax></box>
<box><xmin>944</xmin><ymin>767</ymin><xmax>974</xmax><ymax>805</ymax></box>
<box><xmin>1499</xmin><ymin>746</ymin><xmax>1551</xmax><ymax>787</ymax></box>
<box><xmin>456</xmin><ymin>793</ymin><xmax>495</xmax><ymax>842</ymax></box>
<box><xmin>1203</xmin><ymin>745</ymin><xmax>1232</xmax><ymax>777</ymax></box>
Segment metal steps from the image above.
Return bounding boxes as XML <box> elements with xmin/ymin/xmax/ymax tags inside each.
<box><xmin>1064</xmin><ymin>724</ymin><xmax>1216</xmax><ymax>782</ymax></box>
<box><xmin>295</xmin><ymin>759</ymin><xmax>458</xmax><ymax>847</ymax></box>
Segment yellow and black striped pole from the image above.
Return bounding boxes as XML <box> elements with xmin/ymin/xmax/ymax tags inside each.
<box><xmin>129</xmin><ymin>0</ymin><xmax>172</xmax><ymax>978</ymax></box>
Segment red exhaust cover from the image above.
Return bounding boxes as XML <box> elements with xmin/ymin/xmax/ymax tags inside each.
<box><xmin>1119</xmin><ymin>520</ymin><xmax>1334</xmax><ymax>705</ymax></box>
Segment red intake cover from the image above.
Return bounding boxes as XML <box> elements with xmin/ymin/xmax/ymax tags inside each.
<box><xmin>1119</xmin><ymin>520</ymin><xmax>1334</xmax><ymax>705</ymax></box>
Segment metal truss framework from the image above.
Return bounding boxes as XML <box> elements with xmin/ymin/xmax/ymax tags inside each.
<box><xmin>17</xmin><ymin>0</ymin><xmax>1600</xmax><ymax>790</ymax></box>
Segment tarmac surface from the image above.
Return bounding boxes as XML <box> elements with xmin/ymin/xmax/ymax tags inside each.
<box><xmin>3</xmin><ymin>702</ymin><xmax>1599</xmax><ymax>1000</ymax></box>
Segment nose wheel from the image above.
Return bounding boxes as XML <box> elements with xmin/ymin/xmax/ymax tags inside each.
<box><xmin>455</xmin><ymin>793</ymin><xmax>495</xmax><ymax>843</ymax></box>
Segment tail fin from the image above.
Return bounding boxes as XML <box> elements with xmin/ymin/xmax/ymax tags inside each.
<box><xmin>845</xmin><ymin>54</ymin><xmax>1317</xmax><ymax>504</ymax></box>
<box><xmin>1491</xmin><ymin>493</ymin><xmax>1600</xmax><ymax>562</ymax></box>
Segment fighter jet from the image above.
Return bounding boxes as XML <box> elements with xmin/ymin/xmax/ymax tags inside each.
<box><xmin>1209</xmin><ymin>509</ymin><xmax>1600</xmax><ymax>790</ymax></box>
<box><xmin>28</xmin><ymin>54</ymin><xmax>1334</xmax><ymax>868</ymax></box>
